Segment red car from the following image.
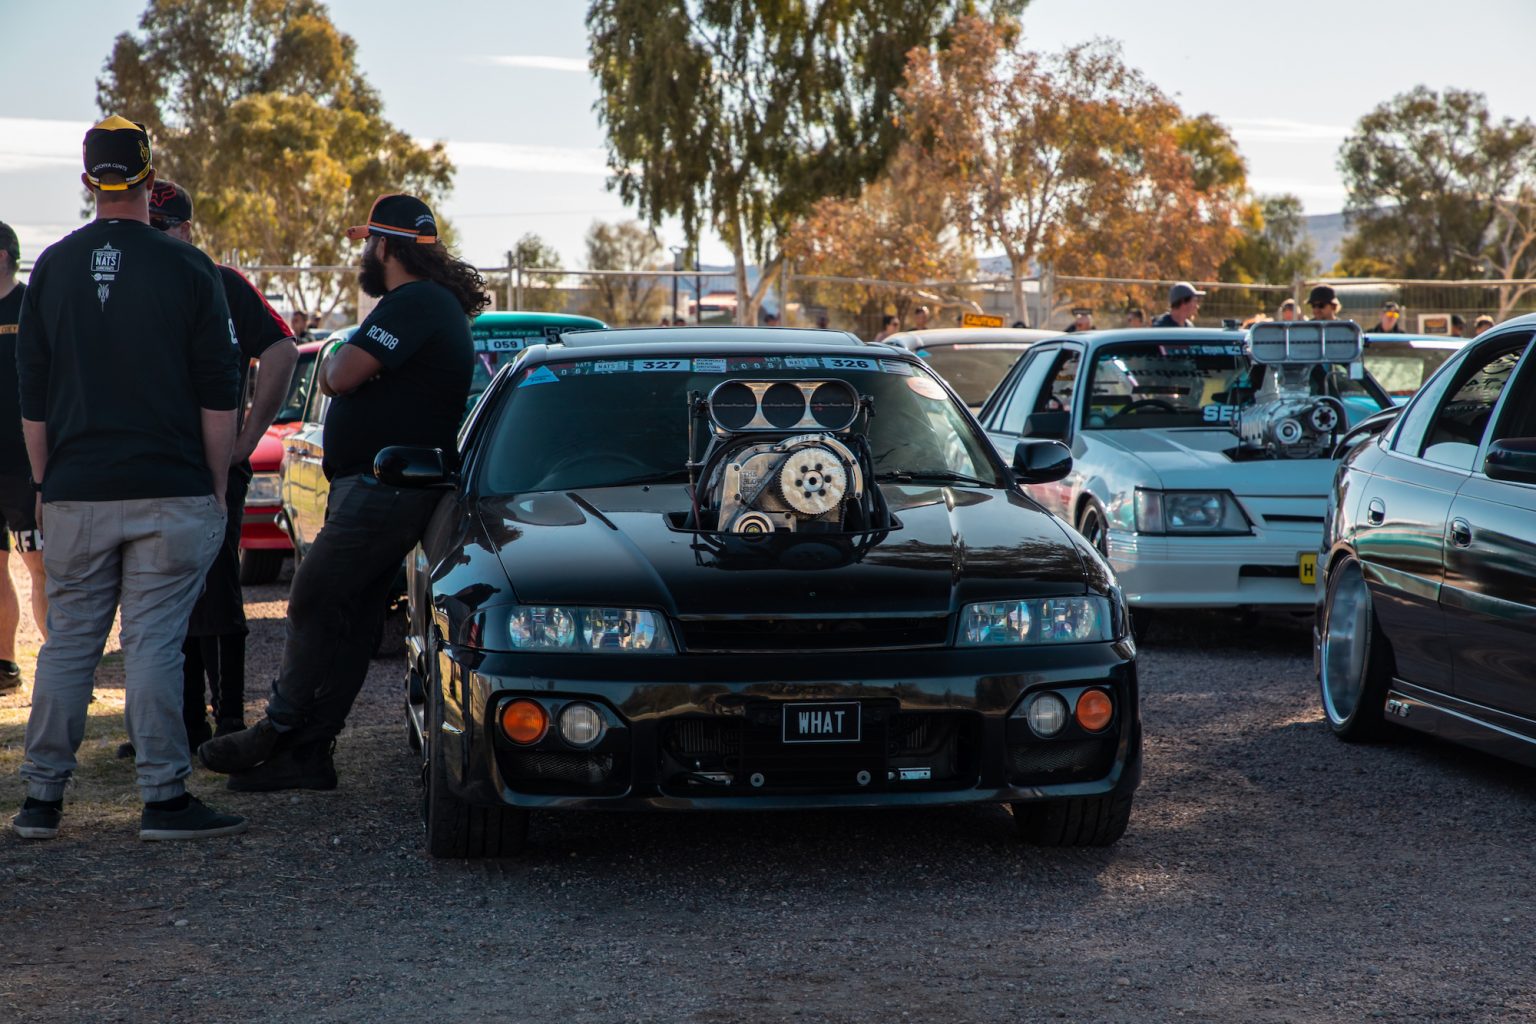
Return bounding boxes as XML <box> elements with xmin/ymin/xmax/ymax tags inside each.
<box><xmin>238</xmin><ymin>338</ymin><xmax>325</xmax><ymax>584</ymax></box>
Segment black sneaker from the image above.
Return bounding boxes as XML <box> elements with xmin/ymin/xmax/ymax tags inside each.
<box><xmin>0</xmin><ymin>660</ymin><xmax>21</xmax><ymax>694</ymax></box>
<box><xmin>139</xmin><ymin>795</ymin><xmax>247</xmax><ymax>841</ymax></box>
<box><xmin>213</xmin><ymin>718</ymin><xmax>246</xmax><ymax>738</ymax></box>
<box><xmin>116</xmin><ymin>741</ymin><xmax>136</xmax><ymax>759</ymax></box>
<box><xmin>12</xmin><ymin>797</ymin><xmax>62</xmax><ymax>839</ymax></box>
<box><xmin>197</xmin><ymin>718</ymin><xmax>289</xmax><ymax>774</ymax></box>
<box><xmin>227</xmin><ymin>740</ymin><xmax>337</xmax><ymax>793</ymax></box>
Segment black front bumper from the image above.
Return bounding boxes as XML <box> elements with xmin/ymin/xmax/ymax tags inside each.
<box><xmin>429</xmin><ymin>641</ymin><xmax>1141</xmax><ymax>811</ymax></box>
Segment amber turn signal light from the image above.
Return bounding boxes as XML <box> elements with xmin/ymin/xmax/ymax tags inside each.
<box><xmin>1075</xmin><ymin>689</ymin><xmax>1113</xmax><ymax>732</ymax></box>
<box><xmin>500</xmin><ymin>699</ymin><xmax>548</xmax><ymax>745</ymax></box>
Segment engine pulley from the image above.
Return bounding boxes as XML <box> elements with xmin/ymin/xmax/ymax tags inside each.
<box><xmin>777</xmin><ymin>445</ymin><xmax>848</xmax><ymax>516</ymax></box>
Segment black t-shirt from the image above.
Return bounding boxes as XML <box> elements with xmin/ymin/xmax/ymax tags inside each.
<box><xmin>17</xmin><ymin>219</ymin><xmax>240</xmax><ymax>501</ymax></box>
<box><xmin>1151</xmin><ymin>312</ymin><xmax>1181</xmax><ymax>327</ymax></box>
<box><xmin>321</xmin><ymin>280</ymin><xmax>471</xmax><ymax>480</ymax></box>
<box><xmin>0</xmin><ymin>284</ymin><xmax>29</xmax><ymax>475</ymax></box>
<box><xmin>218</xmin><ymin>265</ymin><xmax>292</xmax><ymax>420</ymax></box>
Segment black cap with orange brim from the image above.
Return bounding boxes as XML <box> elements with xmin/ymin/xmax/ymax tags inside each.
<box><xmin>345</xmin><ymin>193</ymin><xmax>438</xmax><ymax>244</ymax></box>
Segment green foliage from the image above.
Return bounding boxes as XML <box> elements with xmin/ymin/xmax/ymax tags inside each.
<box><xmin>1338</xmin><ymin>86</ymin><xmax>1536</xmax><ymax>278</ymax></box>
<box><xmin>1221</xmin><ymin>194</ymin><xmax>1317</xmax><ymax>285</ymax></box>
<box><xmin>509</xmin><ymin>233</ymin><xmax>566</xmax><ymax>312</ymax></box>
<box><xmin>587</xmin><ymin>0</ymin><xmax>1025</xmax><ymax>322</ymax></box>
<box><xmin>581</xmin><ymin>220</ymin><xmax>666</xmax><ymax>325</ymax></box>
<box><xmin>96</xmin><ymin>0</ymin><xmax>454</xmax><ymax>315</ymax></box>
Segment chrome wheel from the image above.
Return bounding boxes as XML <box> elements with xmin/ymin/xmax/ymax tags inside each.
<box><xmin>1321</xmin><ymin>561</ymin><xmax>1370</xmax><ymax>723</ymax></box>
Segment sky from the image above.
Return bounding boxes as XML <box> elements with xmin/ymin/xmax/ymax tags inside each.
<box><xmin>4</xmin><ymin>0</ymin><xmax>1534</xmax><ymax>270</ymax></box>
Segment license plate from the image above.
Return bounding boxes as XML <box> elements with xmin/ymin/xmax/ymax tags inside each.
<box><xmin>782</xmin><ymin>701</ymin><xmax>861</xmax><ymax>744</ymax></box>
<box><xmin>1298</xmin><ymin>552</ymin><xmax>1317</xmax><ymax>584</ymax></box>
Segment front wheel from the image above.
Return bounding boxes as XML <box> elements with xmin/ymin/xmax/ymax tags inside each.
<box><xmin>238</xmin><ymin>548</ymin><xmax>284</xmax><ymax>585</ymax></box>
<box><xmin>422</xmin><ymin>665</ymin><xmax>528</xmax><ymax>859</ymax></box>
<box><xmin>1319</xmin><ymin>557</ymin><xmax>1394</xmax><ymax>741</ymax></box>
<box><xmin>1012</xmin><ymin>791</ymin><xmax>1133</xmax><ymax>847</ymax></box>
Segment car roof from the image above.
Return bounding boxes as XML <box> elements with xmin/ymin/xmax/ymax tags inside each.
<box><xmin>1361</xmin><ymin>333</ymin><xmax>1467</xmax><ymax>349</ymax></box>
<box><xmin>550</xmin><ymin>326</ymin><xmax>872</xmax><ymax>350</ymax></box>
<box><xmin>886</xmin><ymin>327</ymin><xmax>1060</xmax><ymax>349</ymax></box>
<box><xmin>1043</xmin><ymin>327</ymin><xmax>1246</xmax><ymax>348</ymax></box>
<box><xmin>474</xmin><ymin>310</ymin><xmax>607</xmax><ymax>329</ymax></box>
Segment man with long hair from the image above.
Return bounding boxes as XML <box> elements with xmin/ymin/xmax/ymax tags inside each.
<box><xmin>199</xmin><ymin>193</ymin><xmax>485</xmax><ymax>791</ymax></box>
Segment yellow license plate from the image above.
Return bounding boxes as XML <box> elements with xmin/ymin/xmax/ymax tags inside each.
<box><xmin>1298</xmin><ymin>552</ymin><xmax>1317</xmax><ymax>584</ymax></box>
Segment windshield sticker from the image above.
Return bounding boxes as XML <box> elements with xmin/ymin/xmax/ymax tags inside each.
<box><xmin>634</xmin><ymin>358</ymin><xmax>690</xmax><ymax>372</ymax></box>
<box><xmin>821</xmin><ymin>356</ymin><xmax>877</xmax><ymax>371</ymax></box>
<box><xmin>693</xmin><ymin>357</ymin><xmax>728</xmax><ymax>374</ymax></box>
<box><xmin>879</xmin><ymin>359</ymin><xmax>913</xmax><ymax>376</ymax></box>
<box><xmin>784</xmin><ymin>356</ymin><xmax>820</xmax><ymax>370</ymax></box>
<box><xmin>1156</xmin><ymin>344</ymin><xmax>1242</xmax><ymax>357</ymax></box>
<box><xmin>1201</xmin><ymin>403</ymin><xmax>1241</xmax><ymax>423</ymax></box>
<box><xmin>906</xmin><ymin>376</ymin><xmax>947</xmax><ymax>400</ymax></box>
<box><xmin>591</xmin><ymin>360</ymin><xmax>630</xmax><ymax>374</ymax></box>
<box><xmin>474</xmin><ymin>336</ymin><xmax>528</xmax><ymax>353</ymax></box>
<box><xmin>517</xmin><ymin>366</ymin><xmax>559</xmax><ymax>388</ymax></box>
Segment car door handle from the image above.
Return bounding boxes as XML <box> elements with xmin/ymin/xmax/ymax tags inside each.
<box><xmin>1366</xmin><ymin>498</ymin><xmax>1385</xmax><ymax>526</ymax></box>
<box><xmin>1450</xmin><ymin>518</ymin><xmax>1472</xmax><ymax>547</ymax></box>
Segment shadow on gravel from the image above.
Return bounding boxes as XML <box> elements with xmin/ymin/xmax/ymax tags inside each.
<box><xmin>1137</xmin><ymin>608</ymin><xmax>1314</xmax><ymax>654</ymax></box>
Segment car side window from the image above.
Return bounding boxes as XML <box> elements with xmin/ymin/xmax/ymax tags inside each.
<box><xmin>1414</xmin><ymin>343</ymin><xmax>1527</xmax><ymax>469</ymax></box>
<box><xmin>996</xmin><ymin>350</ymin><xmax>1056</xmax><ymax>435</ymax></box>
<box><xmin>1484</xmin><ymin>335</ymin><xmax>1536</xmax><ymax>446</ymax></box>
<box><xmin>1046</xmin><ymin>351</ymin><xmax>1081</xmax><ymax>413</ymax></box>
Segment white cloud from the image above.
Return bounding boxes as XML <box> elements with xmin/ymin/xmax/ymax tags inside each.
<box><xmin>442</xmin><ymin>140</ymin><xmax>610</xmax><ymax>176</ymax></box>
<box><xmin>1225</xmin><ymin>117</ymin><xmax>1349</xmax><ymax>142</ymax></box>
<box><xmin>0</xmin><ymin>116</ymin><xmax>91</xmax><ymax>173</ymax></box>
<box><xmin>469</xmin><ymin>55</ymin><xmax>590</xmax><ymax>73</ymax></box>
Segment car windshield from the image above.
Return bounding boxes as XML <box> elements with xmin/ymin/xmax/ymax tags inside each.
<box><xmin>477</xmin><ymin>355</ymin><xmax>1000</xmax><ymax>494</ymax></box>
<box><xmin>1363</xmin><ymin>340</ymin><xmax>1461</xmax><ymax>400</ymax></box>
<box><xmin>917</xmin><ymin>344</ymin><xmax>1029</xmax><ymax>406</ymax></box>
<box><xmin>1082</xmin><ymin>340</ymin><xmax>1389</xmax><ymax>430</ymax></box>
<box><xmin>274</xmin><ymin>349</ymin><xmax>318</xmax><ymax>424</ymax></box>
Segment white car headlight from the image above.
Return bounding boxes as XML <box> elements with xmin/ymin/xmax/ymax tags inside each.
<box><xmin>958</xmin><ymin>597</ymin><xmax>1111</xmax><ymax>646</ymax></box>
<box><xmin>508</xmin><ymin>606</ymin><xmax>674</xmax><ymax>653</ymax></box>
<box><xmin>1133</xmin><ymin>489</ymin><xmax>1251</xmax><ymax>534</ymax></box>
<box><xmin>246</xmin><ymin>472</ymin><xmax>282</xmax><ymax>506</ymax></box>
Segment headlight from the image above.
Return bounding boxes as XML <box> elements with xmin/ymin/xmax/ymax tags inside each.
<box><xmin>246</xmin><ymin>472</ymin><xmax>282</xmax><ymax>505</ymax></box>
<box><xmin>1133</xmin><ymin>489</ymin><xmax>1250</xmax><ymax>534</ymax></box>
<box><xmin>507</xmin><ymin>606</ymin><xmax>674</xmax><ymax>653</ymax></box>
<box><xmin>958</xmin><ymin>597</ymin><xmax>1111</xmax><ymax>646</ymax></box>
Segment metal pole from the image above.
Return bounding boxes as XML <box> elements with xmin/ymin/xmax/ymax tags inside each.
<box><xmin>695</xmin><ymin>257</ymin><xmax>702</xmax><ymax>324</ymax></box>
<box><xmin>505</xmin><ymin>251</ymin><xmax>515</xmax><ymax>311</ymax></box>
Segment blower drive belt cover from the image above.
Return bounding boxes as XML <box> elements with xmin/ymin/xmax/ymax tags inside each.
<box><xmin>777</xmin><ymin>445</ymin><xmax>848</xmax><ymax>516</ymax></box>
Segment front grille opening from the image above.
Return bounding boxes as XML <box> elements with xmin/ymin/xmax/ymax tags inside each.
<box><xmin>1239</xmin><ymin>564</ymin><xmax>1303</xmax><ymax>578</ymax></box>
<box><xmin>679</xmin><ymin>615</ymin><xmax>949</xmax><ymax>652</ymax></box>
<box><xmin>887</xmin><ymin>711</ymin><xmax>980</xmax><ymax>786</ymax></box>
<box><xmin>1008</xmin><ymin>738</ymin><xmax>1115</xmax><ymax>785</ymax></box>
<box><xmin>498</xmin><ymin>749</ymin><xmax>626</xmax><ymax>796</ymax></box>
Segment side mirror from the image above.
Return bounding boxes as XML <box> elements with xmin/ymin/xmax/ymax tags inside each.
<box><xmin>374</xmin><ymin>446</ymin><xmax>455</xmax><ymax>488</ymax></box>
<box><xmin>1021</xmin><ymin>410</ymin><xmax>1069</xmax><ymax>440</ymax></box>
<box><xmin>1484</xmin><ymin>438</ymin><xmax>1536</xmax><ymax>485</ymax></box>
<box><xmin>1013</xmin><ymin>439</ymin><xmax>1073</xmax><ymax>484</ymax></box>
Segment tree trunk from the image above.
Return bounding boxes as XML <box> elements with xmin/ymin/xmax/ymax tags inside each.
<box><xmin>729</xmin><ymin>228</ymin><xmax>751</xmax><ymax>326</ymax></box>
<box><xmin>745</xmin><ymin>255</ymin><xmax>785</xmax><ymax>325</ymax></box>
<box><xmin>1010</xmin><ymin>254</ymin><xmax>1030</xmax><ymax>327</ymax></box>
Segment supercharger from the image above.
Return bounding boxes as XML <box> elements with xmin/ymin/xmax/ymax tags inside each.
<box><xmin>1232</xmin><ymin>320</ymin><xmax>1364</xmax><ymax>459</ymax></box>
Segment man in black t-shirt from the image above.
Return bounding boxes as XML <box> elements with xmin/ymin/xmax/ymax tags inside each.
<box><xmin>1153</xmin><ymin>282</ymin><xmax>1204</xmax><ymax>327</ymax></box>
<box><xmin>12</xmin><ymin>117</ymin><xmax>245</xmax><ymax>841</ymax></box>
<box><xmin>142</xmin><ymin>182</ymin><xmax>297</xmax><ymax>749</ymax></box>
<box><xmin>200</xmin><ymin>193</ymin><xmax>486</xmax><ymax>791</ymax></box>
<box><xmin>0</xmin><ymin>220</ymin><xmax>47</xmax><ymax>695</ymax></box>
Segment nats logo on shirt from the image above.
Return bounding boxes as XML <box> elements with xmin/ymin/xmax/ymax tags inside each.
<box><xmin>90</xmin><ymin>242</ymin><xmax>122</xmax><ymax>308</ymax></box>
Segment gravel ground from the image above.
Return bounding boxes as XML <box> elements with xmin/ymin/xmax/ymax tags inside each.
<box><xmin>3</xmin><ymin>562</ymin><xmax>1535</xmax><ymax>1024</ymax></box>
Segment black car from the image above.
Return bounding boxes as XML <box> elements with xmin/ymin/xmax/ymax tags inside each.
<box><xmin>1318</xmin><ymin>314</ymin><xmax>1536</xmax><ymax>764</ymax></box>
<box><xmin>383</xmin><ymin>327</ymin><xmax>1141</xmax><ymax>857</ymax></box>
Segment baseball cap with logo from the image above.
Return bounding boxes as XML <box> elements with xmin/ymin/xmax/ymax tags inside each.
<box><xmin>1169</xmin><ymin>282</ymin><xmax>1205</xmax><ymax>305</ymax></box>
<box><xmin>148</xmin><ymin>180</ymin><xmax>193</xmax><ymax>229</ymax></box>
<box><xmin>345</xmin><ymin>193</ymin><xmax>439</xmax><ymax>244</ymax></box>
<box><xmin>83</xmin><ymin>115</ymin><xmax>153</xmax><ymax>191</ymax></box>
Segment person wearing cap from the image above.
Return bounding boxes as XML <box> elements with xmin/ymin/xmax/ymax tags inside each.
<box><xmin>0</xmin><ymin>220</ymin><xmax>48</xmax><ymax>698</ymax></box>
<box><xmin>1276</xmin><ymin>298</ymin><xmax>1299</xmax><ymax>322</ymax></box>
<box><xmin>1449</xmin><ymin>314</ymin><xmax>1466</xmax><ymax>338</ymax></box>
<box><xmin>129</xmin><ymin>181</ymin><xmax>295</xmax><ymax>755</ymax></box>
<box><xmin>12</xmin><ymin>116</ymin><xmax>246</xmax><ymax>841</ymax></box>
<box><xmin>1153</xmin><ymin>282</ymin><xmax>1204</xmax><ymax>327</ymax></box>
<box><xmin>1473</xmin><ymin>314</ymin><xmax>1495</xmax><ymax>337</ymax></box>
<box><xmin>199</xmin><ymin>192</ymin><xmax>487</xmax><ymax>791</ymax></box>
<box><xmin>1369</xmin><ymin>301</ymin><xmax>1406</xmax><ymax>334</ymax></box>
<box><xmin>1307</xmin><ymin>285</ymin><xmax>1340</xmax><ymax>320</ymax></box>
<box><xmin>1064</xmin><ymin>307</ymin><xmax>1094</xmax><ymax>333</ymax></box>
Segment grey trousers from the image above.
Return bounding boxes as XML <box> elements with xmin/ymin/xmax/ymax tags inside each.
<box><xmin>20</xmin><ymin>496</ymin><xmax>225</xmax><ymax>802</ymax></box>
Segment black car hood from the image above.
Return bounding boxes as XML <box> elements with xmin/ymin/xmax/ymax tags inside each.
<box><xmin>474</xmin><ymin>484</ymin><xmax>1091</xmax><ymax>617</ymax></box>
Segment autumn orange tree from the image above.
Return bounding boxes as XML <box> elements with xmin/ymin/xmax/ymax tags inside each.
<box><xmin>785</xmin><ymin>145</ymin><xmax>976</xmax><ymax>330</ymax></box>
<box><xmin>900</xmin><ymin>18</ymin><xmax>1245</xmax><ymax>323</ymax></box>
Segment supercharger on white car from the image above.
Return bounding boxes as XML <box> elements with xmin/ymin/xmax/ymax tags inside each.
<box><xmin>980</xmin><ymin>321</ymin><xmax>1389</xmax><ymax>617</ymax></box>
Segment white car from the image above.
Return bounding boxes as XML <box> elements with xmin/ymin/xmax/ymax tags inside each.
<box><xmin>885</xmin><ymin>327</ymin><xmax>1059</xmax><ymax>410</ymax></box>
<box><xmin>977</xmin><ymin>325</ymin><xmax>1395</xmax><ymax>623</ymax></box>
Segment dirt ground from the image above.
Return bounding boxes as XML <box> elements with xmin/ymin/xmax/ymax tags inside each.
<box><xmin>2</xmin><ymin>558</ymin><xmax>1534</xmax><ymax>1024</ymax></box>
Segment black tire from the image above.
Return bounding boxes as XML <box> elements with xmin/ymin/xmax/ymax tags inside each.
<box><xmin>1012</xmin><ymin>790</ymin><xmax>1134</xmax><ymax>847</ymax></box>
<box><xmin>1319</xmin><ymin>557</ymin><xmax>1394</xmax><ymax>742</ymax></box>
<box><xmin>238</xmin><ymin>548</ymin><xmax>284</xmax><ymax>585</ymax></box>
<box><xmin>1076</xmin><ymin>501</ymin><xmax>1109</xmax><ymax>558</ymax></box>
<box><xmin>422</xmin><ymin>663</ymin><xmax>528</xmax><ymax>859</ymax></box>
